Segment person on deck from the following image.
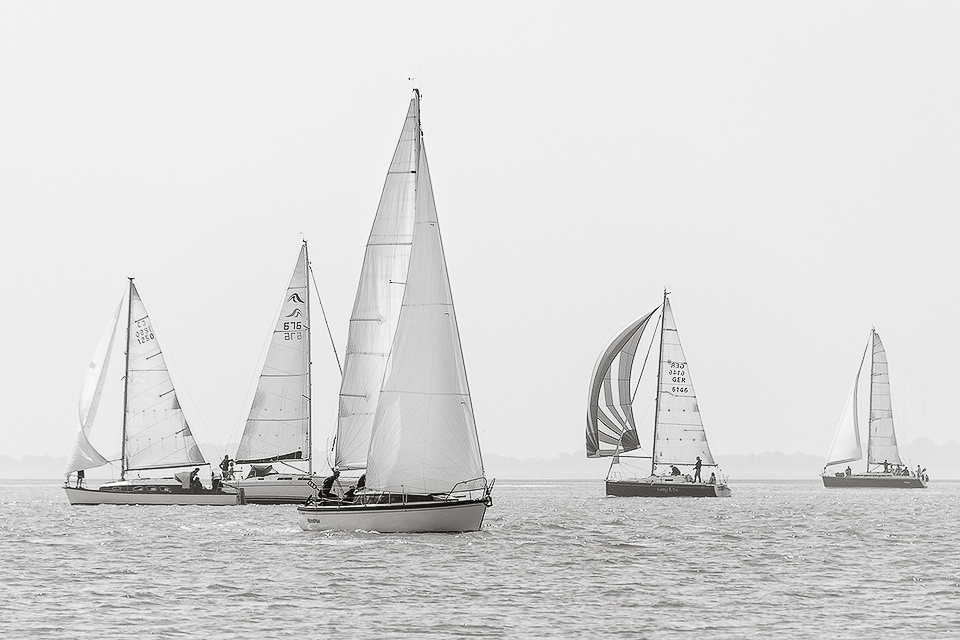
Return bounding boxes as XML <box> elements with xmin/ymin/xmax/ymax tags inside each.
<box><xmin>75</xmin><ymin>469</ymin><xmax>85</xmax><ymax>488</ymax></box>
<box><xmin>845</xmin><ymin>466</ymin><xmax>852</xmax><ymax>477</ymax></box>
<box><xmin>883</xmin><ymin>460</ymin><xmax>889</xmax><ymax>473</ymax></box>
<box><xmin>189</xmin><ymin>468</ymin><xmax>202</xmax><ymax>492</ymax></box>
<box><xmin>219</xmin><ymin>455</ymin><xmax>232</xmax><ymax>480</ymax></box>
<box><xmin>670</xmin><ymin>465</ymin><xmax>681</xmax><ymax>476</ymax></box>
<box><xmin>320</xmin><ymin>470</ymin><xmax>340</xmax><ymax>501</ymax></box>
<box><xmin>708</xmin><ymin>472</ymin><xmax>716</xmax><ymax>485</ymax></box>
<box><xmin>693</xmin><ymin>456</ymin><xmax>703</xmax><ymax>483</ymax></box>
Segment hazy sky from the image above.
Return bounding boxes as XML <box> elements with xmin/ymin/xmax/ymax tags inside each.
<box><xmin>2</xmin><ymin>2</ymin><xmax>958</xmax><ymax>467</ymax></box>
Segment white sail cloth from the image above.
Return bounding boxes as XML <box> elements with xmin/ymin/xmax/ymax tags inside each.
<box><xmin>64</xmin><ymin>301</ymin><xmax>121</xmax><ymax>475</ymax></box>
<box><xmin>653</xmin><ymin>297</ymin><xmax>716</xmax><ymax>468</ymax></box>
<box><xmin>585</xmin><ymin>310</ymin><xmax>657</xmax><ymax>458</ymax></box>
<box><xmin>867</xmin><ymin>331</ymin><xmax>903</xmax><ymax>467</ymax></box>
<box><xmin>236</xmin><ymin>244</ymin><xmax>311</xmax><ymax>463</ymax></box>
<box><xmin>334</xmin><ymin>97</ymin><xmax>419</xmax><ymax>472</ymax></box>
<box><xmin>365</xmin><ymin>110</ymin><xmax>485</xmax><ymax>496</ymax></box>
<box><xmin>824</xmin><ymin>342</ymin><xmax>867</xmax><ymax>467</ymax></box>
<box><xmin>124</xmin><ymin>283</ymin><xmax>204</xmax><ymax>471</ymax></box>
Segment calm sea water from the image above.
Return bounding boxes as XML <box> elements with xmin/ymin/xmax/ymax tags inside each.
<box><xmin>2</xmin><ymin>479</ymin><xmax>959</xmax><ymax>639</ymax></box>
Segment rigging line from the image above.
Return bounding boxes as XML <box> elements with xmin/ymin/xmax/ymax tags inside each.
<box><xmin>308</xmin><ymin>263</ymin><xmax>342</xmax><ymax>376</ymax></box>
<box><xmin>631</xmin><ymin>307</ymin><xmax>663</xmax><ymax>403</ymax></box>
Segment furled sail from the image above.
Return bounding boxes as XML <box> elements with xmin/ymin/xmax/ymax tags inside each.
<box><xmin>365</xmin><ymin>106</ymin><xmax>486</xmax><ymax>495</ymax></box>
<box><xmin>123</xmin><ymin>282</ymin><xmax>204</xmax><ymax>472</ymax></box>
<box><xmin>65</xmin><ymin>300</ymin><xmax>122</xmax><ymax>475</ymax></box>
<box><xmin>824</xmin><ymin>341</ymin><xmax>868</xmax><ymax>467</ymax></box>
<box><xmin>236</xmin><ymin>244</ymin><xmax>311</xmax><ymax>464</ymax></box>
<box><xmin>334</xmin><ymin>96</ymin><xmax>419</xmax><ymax>471</ymax></box>
<box><xmin>585</xmin><ymin>309</ymin><xmax>657</xmax><ymax>458</ymax></box>
<box><xmin>867</xmin><ymin>330</ymin><xmax>903</xmax><ymax>467</ymax></box>
<box><xmin>653</xmin><ymin>296</ymin><xmax>716</xmax><ymax>468</ymax></box>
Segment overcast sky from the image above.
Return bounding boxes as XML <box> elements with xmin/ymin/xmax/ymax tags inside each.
<box><xmin>2</xmin><ymin>2</ymin><xmax>958</xmax><ymax>469</ymax></box>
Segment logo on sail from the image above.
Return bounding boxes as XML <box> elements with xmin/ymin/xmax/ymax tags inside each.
<box><xmin>286</xmin><ymin>309</ymin><xmax>303</xmax><ymax>318</ymax></box>
<box><xmin>288</xmin><ymin>293</ymin><xmax>305</xmax><ymax>304</ymax></box>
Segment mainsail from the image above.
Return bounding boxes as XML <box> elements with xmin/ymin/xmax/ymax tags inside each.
<box><xmin>64</xmin><ymin>300</ymin><xmax>122</xmax><ymax>475</ymax></box>
<box><xmin>334</xmin><ymin>96</ymin><xmax>419</xmax><ymax>472</ymax></box>
<box><xmin>867</xmin><ymin>330</ymin><xmax>903</xmax><ymax>467</ymax></box>
<box><xmin>123</xmin><ymin>281</ymin><xmax>204</xmax><ymax>472</ymax></box>
<box><xmin>236</xmin><ymin>244</ymin><xmax>311</xmax><ymax>465</ymax></box>
<box><xmin>585</xmin><ymin>310</ymin><xmax>658</xmax><ymax>458</ymax></box>
<box><xmin>824</xmin><ymin>341</ymin><xmax>868</xmax><ymax>467</ymax></box>
<box><xmin>653</xmin><ymin>296</ymin><xmax>716</xmax><ymax>469</ymax></box>
<box><xmin>365</xmin><ymin>93</ymin><xmax>486</xmax><ymax>495</ymax></box>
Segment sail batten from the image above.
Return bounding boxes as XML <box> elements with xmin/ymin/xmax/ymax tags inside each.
<box><xmin>236</xmin><ymin>245</ymin><xmax>311</xmax><ymax>466</ymax></box>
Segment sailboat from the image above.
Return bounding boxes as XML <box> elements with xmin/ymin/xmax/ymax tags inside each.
<box><xmin>821</xmin><ymin>328</ymin><xmax>927</xmax><ymax>488</ymax></box>
<box><xmin>585</xmin><ymin>290</ymin><xmax>731</xmax><ymax>498</ymax></box>
<box><xmin>64</xmin><ymin>279</ymin><xmax>243</xmax><ymax>505</ymax></box>
<box><xmin>298</xmin><ymin>90</ymin><xmax>493</xmax><ymax>532</ymax></box>
<box><xmin>228</xmin><ymin>242</ymin><xmax>319</xmax><ymax>504</ymax></box>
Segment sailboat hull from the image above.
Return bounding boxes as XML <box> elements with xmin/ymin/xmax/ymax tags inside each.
<box><xmin>64</xmin><ymin>486</ymin><xmax>243</xmax><ymax>505</ymax></box>
<box><xmin>606</xmin><ymin>478</ymin><xmax>732</xmax><ymax>498</ymax></box>
<box><xmin>297</xmin><ymin>498</ymin><xmax>489</xmax><ymax>533</ymax></box>
<box><xmin>229</xmin><ymin>476</ymin><xmax>316</xmax><ymax>504</ymax></box>
<box><xmin>821</xmin><ymin>473</ymin><xmax>927</xmax><ymax>488</ymax></box>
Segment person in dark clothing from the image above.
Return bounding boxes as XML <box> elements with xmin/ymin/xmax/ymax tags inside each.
<box><xmin>219</xmin><ymin>455</ymin><xmax>232</xmax><ymax>480</ymax></box>
<box><xmin>670</xmin><ymin>465</ymin><xmax>681</xmax><ymax>476</ymax></box>
<box><xmin>76</xmin><ymin>469</ymin><xmax>85</xmax><ymax>488</ymax></box>
<box><xmin>693</xmin><ymin>456</ymin><xmax>703</xmax><ymax>483</ymax></box>
<box><xmin>189</xmin><ymin>468</ymin><xmax>202</xmax><ymax>492</ymax></box>
<box><xmin>320</xmin><ymin>470</ymin><xmax>340</xmax><ymax>501</ymax></box>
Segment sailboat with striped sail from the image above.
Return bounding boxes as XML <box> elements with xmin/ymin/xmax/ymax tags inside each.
<box><xmin>298</xmin><ymin>90</ymin><xmax>493</xmax><ymax>532</ymax></box>
<box><xmin>821</xmin><ymin>328</ymin><xmax>927</xmax><ymax>488</ymax></box>
<box><xmin>64</xmin><ymin>280</ymin><xmax>242</xmax><ymax>505</ymax></box>
<box><xmin>586</xmin><ymin>290</ymin><xmax>731</xmax><ymax>497</ymax></box>
<box><xmin>229</xmin><ymin>242</ymin><xmax>319</xmax><ymax>503</ymax></box>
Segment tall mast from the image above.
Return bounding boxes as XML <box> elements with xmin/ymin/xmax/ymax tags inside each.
<box><xmin>866</xmin><ymin>326</ymin><xmax>875</xmax><ymax>473</ymax></box>
<box><xmin>650</xmin><ymin>288</ymin><xmax>668</xmax><ymax>476</ymax></box>
<box><xmin>120</xmin><ymin>278</ymin><xmax>134</xmax><ymax>480</ymax></box>
<box><xmin>304</xmin><ymin>240</ymin><xmax>313</xmax><ymax>475</ymax></box>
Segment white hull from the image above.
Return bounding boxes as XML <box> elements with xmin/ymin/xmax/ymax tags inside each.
<box><xmin>64</xmin><ymin>486</ymin><xmax>242</xmax><ymax>506</ymax></box>
<box><xmin>298</xmin><ymin>498</ymin><xmax>488</xmax><ymax>533</ymax></box>
<box><xmin>229</xmin><ymin>476</ymin><xmax>316</xmax><ymax>504</ymax></box>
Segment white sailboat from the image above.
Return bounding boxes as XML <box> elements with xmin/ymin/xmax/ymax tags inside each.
<box><xmin>298</xmin><ymin>90</ymin><xmax>493</xmax><ymax>532</ymax></box>
<box><xmin>586</xmin><ymin>290</ymin><xmax>731</xmax><ymax>497</ymax></box>
<box><xmin>64</xmin><ymin>279</ymin><xmax>242</xmax><ymax>505</ymax></box>
<box><xmin>822</xmin><ymin>328</ymin><xmax>927</xmax><ymax>488</ymax></box>
<box><xmin>228</xmin><ymin>242</ymin><xmax>318</xmax><ymax>503</ymax></box>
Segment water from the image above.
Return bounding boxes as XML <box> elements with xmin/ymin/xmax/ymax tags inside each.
<box><xmin>2</xmin><ymin>479</ymin><xmax>959</xmax><ymax>638</ymax></box>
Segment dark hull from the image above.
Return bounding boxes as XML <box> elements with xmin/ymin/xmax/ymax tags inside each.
<box><xmin>606</xmin><ymin>479</ymin><xmax>731</xmax><ymax>498</ymax></box>
<box><xmin>822</xmin><ymin>474</ymin><xmax>927</xmax><ymax>488</ymax></box>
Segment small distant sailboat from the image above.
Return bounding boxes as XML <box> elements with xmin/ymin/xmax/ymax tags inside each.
<box><xmin>586</xmin><ymin>290</ymin><xmax>731</xmax><ymax>498</ymax></box>
<box><xmin>228</xmin><ymin>242</ymin><xmax>319</xmax><ymax>504</ymax></box>
<box><xmin>64</xmin><ymin>279</ymin><xmax>242</xmax><ymax>505</ymax></box>
<box><xmin>298</xmin><ymin>90</ymin><xmax>493</xmax><ymax>532</ymax></box>
<box><xmin>822</xmin><ymin>328</ymin><xmax>927</xmax><ymax>488</ymax></box>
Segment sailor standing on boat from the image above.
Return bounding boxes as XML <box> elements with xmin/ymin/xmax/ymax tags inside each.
<box><xmin>693</xmin><ymin>457</ymin><xmax>703</xmax><ymax>483</ymax></box>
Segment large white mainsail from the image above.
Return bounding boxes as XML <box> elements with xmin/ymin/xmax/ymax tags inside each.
<box><xmin>824</xmin><ymin>341</ymin><xmax>868</xmax><ymax>467</ymax></box>
<box><xmin>236</xmin><ymin>244</ymin><xmax>311</xmax><ymax>466</ymax></box>
<box><xmin>64</xmin><ymin>300</ymin><xmax>122</xmax><ymax>476</ymax></box>
<box><xmin>652</xmin><ymin>295</ymin><xmax>716</xmax><ymax>470</ymax></box>
<box><xmin>585</xmin><ymin>310</ymin><xmax>658</xmax><ymax>458</ymax></box>
<box><xmin>867</xmin><ymin>329</ymin><xmax>903</xmax><ymax>467</ymax></box>
<box><xmin>365</xmin><ymin>99</ymin><xmax>486</xmax><ymax>496</ymax></box>
<box><xmin>334</xmin><ymin>97</ymin><xmax>420</xmax><ymax>472</ymax></box>
<box><xmin>123</xmin><ymin>281</ymin><xmax>204</xmax><ymax>473</ymax></box>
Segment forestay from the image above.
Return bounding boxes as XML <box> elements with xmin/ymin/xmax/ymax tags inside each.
<box><xmin>867</xmin><ymin>330</ymin><xmax>903</xmax><ymax>466</ymax></box>
<box><xmin>65</xmin><ymin>300</ymin><xmax>121</xmax><ymax>475</ymax></box>
<box><xmin>365</xmin><ymin>125</ymin><xmax>485</xmax><ymax>496</ymax></box>
<box><xmin>824</xmin><ymin>341</ymin><xmax>867</xmax><ymax>467</ymax></box>
<box><xmin>236</xmin><ymin>244</ymin><xmax>311</xmax><ymax>464</ymax></box>
<box><xmin>653</xmin><ymin>297</ymin><xmax>716</xmax><ymax>468</ymax></box>
<box><xmin>124</xmin><ymin>283</ymin><xmax>204</xmax><ymax>472</ymax></box>
<box><xmin>585</xmin><ymin>310</ymin><xmax>657</xmax><ymax>458</ymax></box>
<box><xmin>334</xmin><ymin>97</ymin><xmax>419</xmax><ymax>472</ymax></box>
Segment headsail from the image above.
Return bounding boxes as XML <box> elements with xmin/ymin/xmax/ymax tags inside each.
<box><xmin>236</xmin><ymin>243</ymin><xmax>311</xmax><ymax>465</ymax></box>
<box><xmin>65</xmin><ymin>299</ymin><xmax>122</xmax><ymax>475</ymax></box>
<box><xmin>334</xmin><ymin>96</ymin><xmax>419</xmax><ymax>471</ymax></box>
<box><xmin>867</xmin><ymin>329</ymin><xmax>903</xmax><ymax>467</ymax></box>
<box><xmin>365</xmin><ymin>93</ymin><xmax>486</xmax><ymax>495</ymax></box>
<box><xmin>585</xmin><ymin>310</ymin><xmax>658</xmax><ymax>458</ymax></box>
<box><xmin>123</xmin><ymin>281</ymin><xmax>204</xmax><ymax>472</ymax></box>
<box><xmin>824</xmin><ymin>340</ymin><xmax>868</xmax><ymax>467</ymax></box>
<box><xmin>653</xmin><ymin>296</ymin><xmax>716</xmax><ymax>468</ymax></box>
